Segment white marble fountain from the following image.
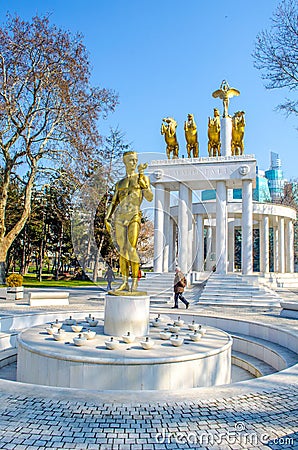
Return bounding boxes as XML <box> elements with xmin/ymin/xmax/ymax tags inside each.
<box><xmin>17</xmin><ymin>294</ymin><xmax>232</xmax><ymax>390</ymax></box>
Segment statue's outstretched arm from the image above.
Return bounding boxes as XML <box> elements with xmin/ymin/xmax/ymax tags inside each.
<box><xmin>142</xmin><ymin>176</ymin><xmax>153</xmax><ymax>202</ymax></box>
<box><xmin>137</xmin><ymin>164</ymin><xmax>153</xmax><ymax>201</ymax></box>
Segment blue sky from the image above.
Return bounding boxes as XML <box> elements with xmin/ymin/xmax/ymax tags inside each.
<box><xmin>1</xmin><ymin>0</ymin><xmax>297</xmax><ymax>178</ymax></box>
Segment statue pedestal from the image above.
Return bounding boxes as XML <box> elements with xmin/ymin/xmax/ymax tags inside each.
<box><xmin>220</xmin><ymin>117</ymin><xmax>232</xmax><ymax>156</ymax></box>
<box><xmin>104</xmin><ymin>294</ymin><xmax>150</xmax><ymax>337</ymax></box>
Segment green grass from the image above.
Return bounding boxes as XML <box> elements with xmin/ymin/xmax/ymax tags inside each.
<box><xmin>1</xmin><ymin>272</ymin><xmax>122</xmax><ymax>288</ymax></box>
<box><xmin>22</xmin><ymin>274</ymin><xmax>106</xmax><ymax>288</ymax></box>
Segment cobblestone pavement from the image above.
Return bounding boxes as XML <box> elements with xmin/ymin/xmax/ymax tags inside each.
<box><xmin>0</xmin><ymin>285</ymin><xmax>297</xmax><ymax>449</ymax></box>
<box><xmin>0</xmin><ymin>387</ymin><xmax>297</xmax><ymax>449</ymax></box>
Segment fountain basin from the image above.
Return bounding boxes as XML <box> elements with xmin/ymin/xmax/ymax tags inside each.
<box><xmin>17</xmin><ymin>323</ymin><xmax>232</xmax><ymax>390</ymax></box>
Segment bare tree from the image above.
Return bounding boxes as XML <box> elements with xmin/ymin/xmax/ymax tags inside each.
<box><xmin>253</xmin><ymin>0</ymin><xmax>298</xmax><ymax>116</ymax></box>
<box><xmin>138</xmin><ymin>218</ymin><xmax>154</xmax><ymax>266</ymax></box>
<box><xmin>0</xmin><ymin>14</ymin><xmax>118</xmax><ymax>283</ymax></box>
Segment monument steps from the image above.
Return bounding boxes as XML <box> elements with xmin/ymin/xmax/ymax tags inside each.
<box><xmin>138</xmin><ymin>272</ymin><xmax>174</xmax><ymax>304</ymax></box>
<box><xmin>198</xmin><ymin>299</ymin><xmax>281</xmax><ymax>307</ymax></box>
<box><xmin>200</xmin><ymin>293</ymin><xmax>280</xmax><ymax>301</ymax></box>
<box><xmin>0</xmin><ymin>332</ymin><xmax>18</xmax><ymax>351</ymax></box>
<box><xmin>253</xmin><ymin>274</ymin><xmax>298</xmax><ymax>289</ymax></box>
<box><xmin>198</xmin><ymin>273</ymin><xmax>282</xmax><ymax>306</ymax></box>
<box><xmin>231</xmin><ymin>351</ymin><xmax>276</xmax><ymax>377</ymax></box>
<box><xmin>0</xmin><ymin>348</ymin><xmax>17</xmax><ymax>369</ymax></box>
<box><xmin>197</xmin><ymin>298</ymin><xmax>280</xmax><ymax>306</ymax></box>
<box><xmin>200</xmin><ymin>285</ymin><xmax>279</xmax><ymax>294</ymax></box>
<box><xmin>231</xmin><ymin>332</ymin><xmax>298</xmax><ymax>370</ymax></box>
<box><xmin>200</xmin><ymin>287</ymin><xmax>280</xmax><ymax>297</ymax></box>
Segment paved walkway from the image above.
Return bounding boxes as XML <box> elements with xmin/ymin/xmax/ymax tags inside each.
<box><xmin>0</xmin><ymin>285</ymin><xmax>297</xmax><ymax>449</ymax></box>
<box><xmin>0</xmin><ymin>386</ymin><xmax>297</xmax><ymax>449</ymax></box>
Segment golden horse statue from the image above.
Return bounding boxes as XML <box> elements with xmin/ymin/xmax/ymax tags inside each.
<box><xmin>208</xmin><ymin>108</ymin><xmax>221</xmax><ymax>156</ymax></box>
<box><xmin>161</xmin><ymin>117</ymin><xmax>179</xmax><ymax>159</ymax></box>
<box><xmin>184</xmin><ymin>113</ymin><xmax>199</xmax><ymax>158</ymax></box>
<box><xmin>231</xmin><ymin>111</ymin><xmax>245</xmax><ymax>155</ymax></box>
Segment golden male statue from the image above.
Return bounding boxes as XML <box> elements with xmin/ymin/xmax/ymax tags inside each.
<box><xmin>184</xmin><ymin>113</ymin><xmax>199</xmax><ymax>158</ymax></box>
<box><xmin>208</xmin><ymin>108</ymin><xmax>221</xmax><ymax>156</ymax></box>
<box><xmin>161</xmin><ymin>117</ymin><xmax>179</xmax><ymax>159</ymax></box>
<box><xmin>105</xmin><ymin>151</ymin><xmax>153</xmax><ymax>293</ymax></box>
<box><xmin>212</xmin><ymin>80</ymin><xmax>240</xmax><ymax>118</ymax></box>
<box><xmin>231</xmin><ymin>111</ymin><xmax>245</xmax><ymax>155</ymax></box>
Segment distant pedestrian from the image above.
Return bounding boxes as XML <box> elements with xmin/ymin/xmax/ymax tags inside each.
<box><xmin>173</xmin><ymin>267</ymin><xmax>189</xmax><ymax>309</ymax></box>
<box><xmin>104</xmin><ymin>266</ymin><xmax>115</xmax><ymax>291</ymax></box>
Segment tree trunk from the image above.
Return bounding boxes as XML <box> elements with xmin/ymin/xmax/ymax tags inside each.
<box><xmin>38</xmin><ymin>208</ymin><xmax>47</xmax><ymax>282</ymax></box>
<box><xmin>0</xmin><ymin>241</ymin><xmax>11</xmax><ymax>284</ymax></box>
<box><xmin>38</xmin><ymin>238</ymin><xmax>45</xmax><ymax>282</ymax></box>
<box><xmin>20</xmin><ymin>226</ymin><xmax>27</xmax><ymax>275</ymax></box>
<box><xmin>55</xmin><ymin>223</ymin><xmax>63</xmax><ymax>281</ymax></box>
<box><xmin>0</xmin><ymin>261</ymin><xmax>5</xmax><ymax>285</ymax></box>
<box><xmin>20</xmin><ymin>244</ymin><xmax>26</xmax><ymax>275</ymax></box>
<box><xmin>0</xmin><ymin>164</ymin><xmax>37</xmax><ymax>284</ymax></box>
<box><xmin>23</xmin><ymin>259</ymin><xmax>30</xmax><ymax>275</ymax></box>
<box><xmin>92</xmin><ymin>245</ymin><xmax>102</xmax><ymax>283</ymax></box>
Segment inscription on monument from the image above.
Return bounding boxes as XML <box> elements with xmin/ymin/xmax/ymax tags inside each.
<box><xmin>171</xmin><ymin>166</ymin><xmax>231</xmax><ymax>179</ymax></box>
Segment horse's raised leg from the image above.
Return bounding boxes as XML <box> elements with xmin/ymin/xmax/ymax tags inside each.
<box><xmin>187</xmin><ymin>144</ymin><xmax>190</xmax><ymax>158</ymax></box>
<box><xmin>173</xmin><ymin>145</ymin><xmax>179</xmax><ymax>159</ymax></box>
<box><xmin>193</xmin><ymin>143</ymin><xmax>199</xmax><ymax>158</ymax></box>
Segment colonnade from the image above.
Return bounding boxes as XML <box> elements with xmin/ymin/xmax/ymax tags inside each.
<box><xmin>153</xmin><ymin>181</ymin><xmax>295</xmax><ymax>275</ymax></box>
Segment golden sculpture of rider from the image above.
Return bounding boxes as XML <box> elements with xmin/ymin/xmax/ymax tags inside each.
<box><xmin>231</xmin><ymin>111</ymin><xmax>245</xmax><ymax>155</ymax></box>
<box><xmin>161</xmin><ymin>117</ymin><xmax>179</xmax><ymax>159</ymax></box>
<box><xmin>184</xmin><ymin>113</ymin><xmax>199</xmax><ymax>158</ymax></box>
<box><xmin>105</xmin><ymin>151</ymin><xmax>153</xmax><ymax>294</ymax></box>
<box><xmin>212</xmin><ymin>80</ymin><xmax>240</xmax><ymax>117</ymax></box>
<box><xmin>208</xmin><ymin>108</ymin><xmax>221</xmax><ymax>156</ymax></box>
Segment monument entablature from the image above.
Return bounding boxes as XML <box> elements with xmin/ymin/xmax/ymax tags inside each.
<box><xmin>169</xmin><ymin>201</ymin><xmax>296</xmax><ymax>221</ymax></box>
<box><xmin>148</xmin><ymin>155</ymin><xmax>256</xmax><ymax>191</ymax></box>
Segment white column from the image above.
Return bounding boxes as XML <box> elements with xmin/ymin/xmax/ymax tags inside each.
<box><xmin>259</xmin><ymin>220</ymin><xmax>264</xmax><ymax>273</ymax></box>
<box><xmin>178</xmin><ymin>183</ymin><xmax>189</xmax><ymax>274</ymax></box>
<box><xmin>261</xmin><ymin>216</ymin><xmax>270</xmax><ymax>273</ymax></box>
<box><xmin>216</xmin><ymin>181</ymin><xmax>227</xmax><ymax>274</ymax></box>
<box><xmin>205</xmin><ymin>225</ymin><xmax>212</xmax><ymax>271</ymax></box>
<box><xmin>168</xmin><ymin>218</ymin><xmax>176</xmax><ymax>272</ymax></box>
<box><xmin>153</xmin><ymin>183</ymin><xmax>165</xmax><ymax>272</ymax></box>
<box><xmin>286</xmin><ymin>220</ymin><xmax>294</xmax><ymax>273</ymax></box>
<box><xmin>194</xmin><ymin>215</ymin><xmax>204</xmax><ymax>272</ymax></box>
<box><xmin>220</xmin><ymin>117</ymin><xmax>232</xmax><ymax>156</ymax></box>
<box><xmin>274</xmin><ymin>225</ymin><xmax>279</xmax><ymax>272</ymax></box>
<box><xmin>163</xmin><ymin>189</ymin><xmax>170</xmax><ymax>272</ymax></box>
<box><xmin>211</xmin><ymin>226</ymin><xmax>216</xmax><ymax>263</ymax></box>
<box><xmin>278</xmin><ymin>217</ymin><xmax>285</xmax><ymax>274</ymax></box>
<box><xmin>228</xmin><ymin>220</ymin><xmax>235</xmax><ymax>272</ymax></box>
<box><xmin>187</xmin><ymin>188</ymin><xmax>193</xmax><ymax>271</ymax></box>
<box><xmin>242</xmin><ymin>180</ymin><xmax>253</xmax><ymax>275</ymax></box>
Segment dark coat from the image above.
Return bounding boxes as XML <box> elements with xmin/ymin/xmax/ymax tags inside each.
<box><xmin>174</xmin><ymin>271</ymin><xmax>186</xmax><ymax>293</ymax></box>
<box><xmin>104</xmin><ymin>268</ymin><xmax>115</xmax><ymax>282</ymax></box>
